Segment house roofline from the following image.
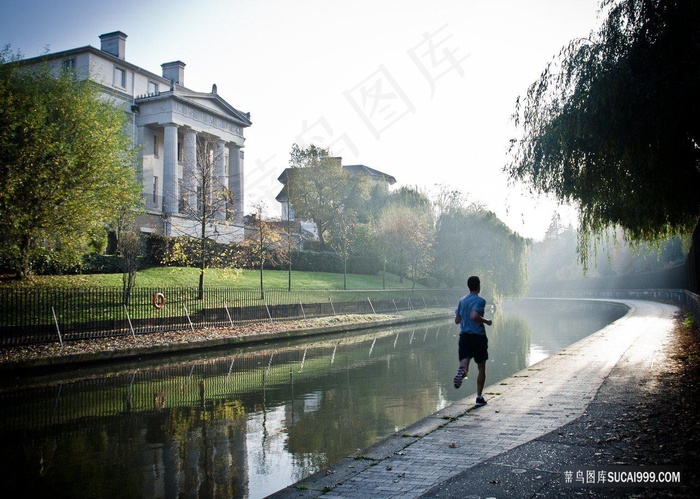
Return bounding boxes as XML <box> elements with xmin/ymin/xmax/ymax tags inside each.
<box><xmin>19</xmin><ymin>45</ymin><xmax>251</xmax><ymax>126</ymax></box>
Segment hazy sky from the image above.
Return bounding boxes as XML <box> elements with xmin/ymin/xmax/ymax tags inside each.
<box><xmin>0</xmin><ymin>0</ymin><xmax>603</xmax><ymax>240</ymax></box>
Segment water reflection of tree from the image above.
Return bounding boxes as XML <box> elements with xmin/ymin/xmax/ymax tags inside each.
<box><xmin>144</xmin><ymin>400</ymin><xmax>247</xmax><ymax>498</ymax></box>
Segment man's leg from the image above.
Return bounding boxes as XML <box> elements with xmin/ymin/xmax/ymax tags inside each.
<box><xmin>454</xmin><ymin>358</ymin><xmax>469</xmax><ymax>388</ymax></box>
<box><xmin>475</xmin><ymin>361</ymin><xmax>486</xmax><ymax>396</ymax></box>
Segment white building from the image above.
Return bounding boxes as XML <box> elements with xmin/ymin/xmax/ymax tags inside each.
<box><xmin>21</xmin><ymin>31</ymin><xmax>252</xmax><ymax>243</ymax></box>
<box><xmin>275</xmin><ymin>160</ymin><xmax>397</xmax><ymax>241</ymax></box>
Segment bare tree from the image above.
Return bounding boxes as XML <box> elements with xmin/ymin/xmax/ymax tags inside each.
<box><xmin>242</xmin><ymin>204</ymin><xmax>288</xmax><ymax>299</ymax></box>
<box><xmin>171</xmin><ymin>135</ymin><xmax>236</xmax><ymax>299</ymax></box>
<box><xmin>118</xmin><ymin>230</ymin><xmax>142</xmax><ymax>306</ymax></box>
<box><xmin>328</xmin><ymin>208</ymin><xmax>358</xmax><ymax>291</ymax></box>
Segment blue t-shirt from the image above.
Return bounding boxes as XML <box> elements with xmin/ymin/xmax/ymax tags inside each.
<box><xmin>455</xmin><ymin>293</ymin><xmax>486</xmax><ymax>335</ymax></box>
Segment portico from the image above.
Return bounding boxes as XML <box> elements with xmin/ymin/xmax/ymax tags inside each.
<box><xmin>135</xmin><ymin>85</ymin><xmax>251</xmax><ymax>243</ymax></box>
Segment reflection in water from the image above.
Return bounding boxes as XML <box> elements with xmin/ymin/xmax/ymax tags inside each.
<box><xmin>0</xmin><ymin>300</ymin><xmax>626</xmax><ymax>498</ymax></box>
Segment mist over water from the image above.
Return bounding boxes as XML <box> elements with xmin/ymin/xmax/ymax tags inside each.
<box><xmin>0</xmin><ymin>300</ymin><xmax>626</xmax><ymax>498</ymax></box>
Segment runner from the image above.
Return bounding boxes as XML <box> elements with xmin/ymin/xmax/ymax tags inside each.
<box><xmin>453</xmin><ymin>275</ymin><xmax>492</xmax><ymax>406</ymax></box>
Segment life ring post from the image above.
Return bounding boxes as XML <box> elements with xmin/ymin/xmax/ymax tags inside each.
<box><xmin>153</xmin><ymin>292</ymin><xmax>166</xmax><ymax>309</ymax></box>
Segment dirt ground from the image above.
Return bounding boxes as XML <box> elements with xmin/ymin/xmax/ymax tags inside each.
<box><xmin>624</xmin><ymin>311</ymin><xmax>700</xmax><ymax>497</ymax></box>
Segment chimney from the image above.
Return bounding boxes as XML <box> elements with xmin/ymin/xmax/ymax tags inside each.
<box><xmin>99</xmin><ymin>31</ymin><xmax>127</xmax><ymax>60</ymax></box>
<box><xmin>162</xmin><ymin>61</ymin><xmax>186</xmax><ymax>87</ymax></box>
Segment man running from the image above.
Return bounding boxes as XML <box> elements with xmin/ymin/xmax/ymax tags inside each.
<box><xmin>453</xmin><ymin>275</ymin><xmax>492</xmax><ymax>406</ymax></box>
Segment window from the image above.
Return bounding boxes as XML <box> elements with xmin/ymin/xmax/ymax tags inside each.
<box><xmin>147</xmin><ymin>81</ymin><xmax>159</xmax><ymax>95</ymax></box>
<box><xmin>178</xmin><ymin>179</ymin><xmax>187</xmax><ymax>213</ymax></box>
<box><xmin>113</xmin><ymin>67</ymin><xmax>126</xmax><ymax>88</ymax></box>
<box><xmin>153</xmin><ymin>135</ymin><xmax>158</xmax><ymax>158</ymax></box>
<box><xmin>152</xmin><ymin>176</ymin><xmax>158</xmax><ymax>204</ymax></box>
<box><xmin>63</xmin><ymin>58</ymin><xmax>75</xmax><ymax>72</ymax></box>
<box><xmin>177</xmin><ymin>141</ymin><xmax>183</xmax><ymax>163</ymax></box>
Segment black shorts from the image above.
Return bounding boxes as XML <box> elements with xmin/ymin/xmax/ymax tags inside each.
<box><xmin>458</xmin><ymin>333</ymin><xmax>488</xmax><ymax>364</ymax></box>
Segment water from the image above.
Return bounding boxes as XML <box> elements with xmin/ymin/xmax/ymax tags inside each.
<box><xmin>0</xmin><ymin>299</ymin><xmax>626</xmax><ymax>498</ymax></box>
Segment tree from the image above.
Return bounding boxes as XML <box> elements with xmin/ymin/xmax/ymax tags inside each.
<box><xmin>375</xmin><ymin>204</ymin><xmax>433</xmax><ymax>287</ymax></box>
<box><xmin>327</xmin><ymin>209</ymin><xmax>359</xmax><ymax>291</ymax></box>
<box><xmin>286</xmin><ymin>144</ymin><xmax>369</xmax><ymax>249</ymax></box>
<box><xmin>118</xmin><ymin>230</ymin><xmax>142</xmax><ymax>306</ymax></box>
<box><xmin>506</xmin><ymin>0</ymin><xmax>700</xmax><ymax>265</ymax></box>
<box><xmin>242</xmin><ymin>204</ymin><xmax>287</xmax><ymax>299</ymax></box>
<box><xmin>433</xmin><ymin>206</ymin><xmax>529</xmax><ymax>299</ymax></box>
<box><xmin>175</xmin><ymin>135</ymin><xmax>235</xmax><ymax>298</ymax></box>
<box><xmin>0</xmin><ymin>48</ymin><xmax>141</xmax><ymax>278</ymax></box>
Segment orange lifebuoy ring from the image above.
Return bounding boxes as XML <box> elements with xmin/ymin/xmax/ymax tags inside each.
<box><xmin>153</xmin><ymin>292</ymin><xmax>165</xmax><ymax>309</ymax></box>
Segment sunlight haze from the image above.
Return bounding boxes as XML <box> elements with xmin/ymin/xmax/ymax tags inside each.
<box><xmin>0</xmin><ymin>0</ymin><xmax>601</xmax><ymax>240</ymax></box>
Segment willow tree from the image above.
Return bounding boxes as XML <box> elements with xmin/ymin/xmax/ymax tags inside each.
<box><xmin>0</xmin><ymin>48</ymin><xmax>141</xmax><ymax>278</ymax></box>
<box><xmin>506</xmin><ymin>0</ymin><xmax>700</xmax><ymax>265</ymax></box>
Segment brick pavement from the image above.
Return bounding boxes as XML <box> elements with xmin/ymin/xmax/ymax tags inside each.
<box><xmin>269</xmin><ymin>299</ymin><xmax>678</xmax><ymax>498</ymax></box>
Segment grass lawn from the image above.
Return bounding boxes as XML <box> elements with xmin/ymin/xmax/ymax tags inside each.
<box><xmin>0</xmin><ymin>267</ymin><xmax>422</xmax><ymax>290</ymax></box>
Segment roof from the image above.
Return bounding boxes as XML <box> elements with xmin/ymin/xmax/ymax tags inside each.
<box><xmin>342</xmin><ymin>164</ymin><xmax>397</xmax><ymax>184</ymax></box>
<box><xmin>17</xmin><ymin>44</ymin><xmax>252</xmax><ymax>128</ymax></box>
<box><xmin>277</xmin><ymin>165</ymin><xmax>396</xmax><ymax>185</ymax></box>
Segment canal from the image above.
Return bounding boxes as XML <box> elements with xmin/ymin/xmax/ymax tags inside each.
<box><xmin>0</xmin><ymin>299</ymin><xmax>627</xmax><ymax>498</ymax></box>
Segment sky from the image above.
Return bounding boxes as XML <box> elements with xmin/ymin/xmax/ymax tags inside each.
<box><xmin>0</xmin><ymin>0</ymin><xmax>604</xmax><ymax>241</ymax></box>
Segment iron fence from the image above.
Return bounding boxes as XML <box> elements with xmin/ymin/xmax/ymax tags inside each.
<box><xmin>0</xmin><ymin>287</ymin><xmax>460</xmax><ymax>347</ymax></box>
<box><xmin>528</xmin><ymin>288</ymin><xmax>700</xmax><ymax>325</ymax></box>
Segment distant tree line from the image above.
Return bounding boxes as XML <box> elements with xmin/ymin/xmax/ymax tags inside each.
<box><xmin>283</xmin><ymin>144</ymin><xmax>530</xmax><ymax>299</ymax></box>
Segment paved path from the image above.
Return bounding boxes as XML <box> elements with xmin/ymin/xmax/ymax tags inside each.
<box><xmin>269</xmin><ymin>299</ymin><xmax>680</xmax><ymax>498</ymax></box>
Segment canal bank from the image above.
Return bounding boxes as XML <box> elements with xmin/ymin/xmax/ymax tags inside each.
<box><xmin>0</xmin><ymin>309</ymin><xmax>450</xmax><ymax>373</ymax></box>
<box><xmin>269</xmin><ymin>299</ymin><xmax>698</xmax><ymax>498</ymax></box>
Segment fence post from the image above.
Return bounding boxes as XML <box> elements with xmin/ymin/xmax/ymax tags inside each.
<box><xmin>183</xmin><ymin>304</ymin><xmax>195</xmax><ymax>332</ymax></box>
<box><xmin>123</xmin><ymin>305</ymin><xmax>136</xmax><ymax>340</ymax></box>
<box><xmin>223</xmin><ymin>301</ymin><xmax>234</xmax><ymax>328</ymax></box>
<box><xmin>51</xmin><ymin>306</ymin><xmax>63</xmax><ymax>347</ymax></box>
<box><xmin>264</xmin><ymin>300</ymin><xmax>273</xmax><ymax>322</ymax></box>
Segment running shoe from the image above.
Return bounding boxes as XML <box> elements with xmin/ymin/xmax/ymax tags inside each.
<box><xmin>453</xmin><ymin>367</ymin><xmax>467</xmax><ymax>388</ymax></box>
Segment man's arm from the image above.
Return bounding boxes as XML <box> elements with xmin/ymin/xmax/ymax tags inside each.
<box><xmin>470</xmin><ymin>309</ymin><xmax>492</xmax><ymax>326</ymax></box>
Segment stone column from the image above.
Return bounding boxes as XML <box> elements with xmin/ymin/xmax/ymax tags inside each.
<box><xmin>135</xmin><ymin>126</ymin><xmax>146</xmax><ymax>184</ymax></box>
<box><xmin>135</xmin><ymin>125</ymin><xmax>149</xmax><ymax>207</ymax></box>
<box><xmin>163</xmin><ymin>123</ymin><xmax>179</xmax><ymax>215</ymax></box>
<box><xmin>183</xmin><ymin>129</ymin><xmax>197</xmax><ymax>215</ymax></box>
<box><xmin>228</xmin><ymin>145</ymin><xmax>243</xmax><ymax>221</ymax></box>
<box><xmin>214</xmin><ymin>139</ymin><xmax>226</xmax><ymax>221</ymax></box>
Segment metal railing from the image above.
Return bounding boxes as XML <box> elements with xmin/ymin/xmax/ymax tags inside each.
<box><xmin>0</xmin><ymin>287</ymin><xmax>459</xmax><ymax>347</ymax></box>
<box><xmin>527</xmin><ymin>288</ymin><xmax>700</xmax><ymax>325</ymax></box>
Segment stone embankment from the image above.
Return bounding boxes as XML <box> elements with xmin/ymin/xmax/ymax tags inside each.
<box><xmin>0</xmin><ymin>309</ymin><xmax>448</xmax><ymax>371</ymax></box>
